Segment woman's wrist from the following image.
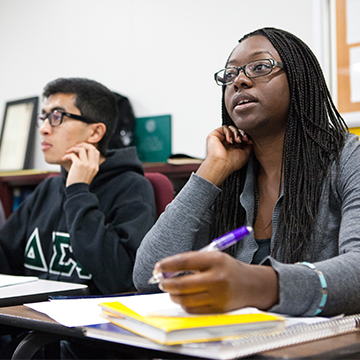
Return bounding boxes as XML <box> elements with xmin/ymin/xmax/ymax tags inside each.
<box><xmin>195</xmin><ymin>158</ymin><xmax>234</xmax><ymax>187</ymax></box>
<box><xmin>234</xmin><ymin>264</ymin><xmax>279</xmax><ymax>311</ymax></box>
<box><xmin>253</xmin><ymin>265</ymin><xmax>279</xmax><ymax>310</ymax></box>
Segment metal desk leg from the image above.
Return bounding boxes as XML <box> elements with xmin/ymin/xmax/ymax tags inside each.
<box><xmin>11</xmin><ymin>331</ymin><xmax>62</xmax><ymax>360</ymax></box>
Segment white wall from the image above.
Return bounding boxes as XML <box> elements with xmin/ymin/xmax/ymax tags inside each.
<box><xmin>0</xmin><ymin>0</ymin><xmax>328</xmax><ymax>170</ymax></box>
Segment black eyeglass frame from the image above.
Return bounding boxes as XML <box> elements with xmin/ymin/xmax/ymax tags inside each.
<box><xmin>36</xmin><ymin>110</ymin><xmax>95</xmax><ymax>127</ymax></box>
<box><xmin>214</xmin><ymin>58</ymin><xmax>284</xmax><ymax>86</ymax></box>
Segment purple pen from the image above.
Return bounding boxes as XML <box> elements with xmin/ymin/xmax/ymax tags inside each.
<box><xmin>148</xmin><ymin>225</ymin><xmax>252</xmax><ymax>284</ymax></box>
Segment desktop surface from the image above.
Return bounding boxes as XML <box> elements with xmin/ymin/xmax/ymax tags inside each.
<box><xmin>1</xmin><ymin>305</ymin><xmax>360</xmax><ymax>360</ymax></box>
<box><xmin>0</xmin><ymin>278</ymin><xmax>88</xmax><ymax>307</ymax></box>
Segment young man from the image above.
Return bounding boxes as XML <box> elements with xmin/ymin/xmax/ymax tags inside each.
<box><xmin>0</xmin><ymin>78</ymin><xmax>156</xmax><ymax>295</ymax></box>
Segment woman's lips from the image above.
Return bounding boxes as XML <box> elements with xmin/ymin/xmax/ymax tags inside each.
<box><xmin>232</xmin><ymin>93</ymin><xmax>258</xmax><ymax>111</ymax></box>
<box><xmin>234</xmin><ymin>100</ymin><xmax>256</xmax><ymax>111</ymax></box>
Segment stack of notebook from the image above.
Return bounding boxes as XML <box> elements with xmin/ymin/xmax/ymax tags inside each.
<box><xmin>99</xmin><ymin>293</ymin><xmax>285</xmax><ymax>345</ymax></box>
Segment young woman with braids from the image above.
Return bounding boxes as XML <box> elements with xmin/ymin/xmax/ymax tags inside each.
<box><xmin>133</xmin><ymin>27</ymin><xmax>360</xmax><ymax>317</ymax></box>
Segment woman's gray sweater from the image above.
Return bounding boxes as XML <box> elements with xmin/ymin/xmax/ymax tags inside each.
<box><xmin>134</xmin><ymin>134</ymin><xmax>360</xmax><ymax>317</ymax></box>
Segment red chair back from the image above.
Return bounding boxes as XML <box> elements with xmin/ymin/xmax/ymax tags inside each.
<box><xmin>46</xmin><ymin>171</ymin><xmax>174</xmax><ymax>217</ymax></box>
<box><xmin>145</xmin><ymin>172</ymin><xmax>174</xmax><ymax>217</ymax></box>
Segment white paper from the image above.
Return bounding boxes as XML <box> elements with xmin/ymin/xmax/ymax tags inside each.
<box><xmin>284</xmin><ymin>316</ymin><xmax>328</xmax><ymax>327</ymax></box>
<box><xmin>350</xmin><ymin>45</ymin><xmax>360</xmax><ymax>103</ymax></box>
<box><xmin>342</xmin><ymin>111</ymin><xmax>360</xmax><ymax>127</ymax></box>
<box><xmin>25</xmin><ymin>292</ymin><xmax>328</xmax><ymax>329</ymax></box>
<box><xmin>26</xmin><ymin>297</ymin><xmax>114</xmax><ymax>327</ymax></box>
<box><xmin>116</xmin><ymin>292</ymin><xmax>261</xmax><ymax>317</ymax></box>
<box><xmin>346</xmin><ymin>0</ymin><xmax>360</xmax><ymax>45</ymax></box>
<box><xmin>25</xmin><ymin>293</ymin><xmax>264</xmax><ymax>327</ymax></box>
<box><xmin>118</xmin><ymin>293</ymin><xmax>193</xmax><ymax>317</ymax></box>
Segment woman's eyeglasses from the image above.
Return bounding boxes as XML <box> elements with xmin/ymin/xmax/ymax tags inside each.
<box><xmin>214</xmin><ymin>58</ymin><xmax>284</xmax><ymax>86</ymax></box>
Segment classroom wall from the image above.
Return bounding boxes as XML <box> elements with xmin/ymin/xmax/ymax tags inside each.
<box><xmin>0</xmin><ymin>0</ymin><xmax>329</xmax><ymax>170</ymax></box>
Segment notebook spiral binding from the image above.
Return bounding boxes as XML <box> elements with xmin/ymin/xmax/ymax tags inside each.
<box><xmin>225</xmin><ymin>314</ymin><xmax>360</xmax><ymax>358</ymax></box>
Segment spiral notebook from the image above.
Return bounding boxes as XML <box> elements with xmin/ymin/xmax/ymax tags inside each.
<box><xmin>85</xmin><ymin>314</ymin><xmax>360</xmax><ymax>359</ymax></box>
<box><xmin>192</xmin><ymin>314</ymin><xmax>360</xmax><ymax>359</ymax></box>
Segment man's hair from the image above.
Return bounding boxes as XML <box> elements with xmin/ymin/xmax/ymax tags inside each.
<box><xmin>42</xmin><ymin>78</ymin><xmax>117</xmax><ymax>156</ymax></box>
<box><xmin>210</xmin><ymin>27</ymin><xmax>348</xmax><ymax>263</ymax></box>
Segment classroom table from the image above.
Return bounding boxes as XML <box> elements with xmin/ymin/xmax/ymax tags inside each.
<box><xmin>0</xmin><ymin>278</ymin><xmax>88</xmax><ymax>307</ymax></box>
<box><xmin>0</xmin><ymin>278</ymin><xmax>88</xmax><ymax>358</ymax></box>
<box><xmin>1</xmin><ymin>305</ymin><xmax>360</xmax><ymax>360</ymax></box>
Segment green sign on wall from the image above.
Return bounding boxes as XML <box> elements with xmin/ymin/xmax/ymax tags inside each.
<box><xmin>133</xmin><ymin>115</ymin><xmax>172</xmax><ymax>162</ymax></box>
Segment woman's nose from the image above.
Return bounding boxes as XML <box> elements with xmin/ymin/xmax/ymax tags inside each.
<box><xmin>233</xmin><ymin>69</ymin><xmax>252</xmax><ymax>89</ymax></box>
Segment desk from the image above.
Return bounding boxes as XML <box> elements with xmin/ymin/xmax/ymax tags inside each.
<box><xmin>0</xmin><ymin>279</ymin><xmax>88</xmax><ymax>307</ymax></box>
<box><xmin>0</xmin><ymin>280</ymin><xmax>88</xmax><ymax>359</ymax></box>
<box><xmin>1</xmin><ymin>305</ymin><xmax>360</xmax><ymax>360</ymax></box>
<box><xmin>0</xmin><ymin>306</ymin><xmax>192</xmax><ymax>360</ymax></box>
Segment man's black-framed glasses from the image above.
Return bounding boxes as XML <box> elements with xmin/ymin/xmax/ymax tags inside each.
<box><xmin>214</xmin><ymin>58</ymin><xmax>284</xmax><ymax>86</ymax></box>
<box><xmin>36</xmin><ymin>110</ymin><xmax>95</xmax><ymax>127</ymax></box>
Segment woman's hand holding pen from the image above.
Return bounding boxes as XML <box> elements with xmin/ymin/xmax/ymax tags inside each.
<box><xmin>196</xmin><ymin>125</ymin><xmax>253</xmax><ymax>187</ymax></box>
<box><xmin>154</xmin><ymin>251</ymin><xmax>279</xmax><ymax>314</ymax></box>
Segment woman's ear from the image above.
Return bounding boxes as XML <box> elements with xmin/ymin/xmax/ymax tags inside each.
<box><xmin>87</xmin><ymin>123</ymin><xmax>107</xmax><ymax>145</ymax></box>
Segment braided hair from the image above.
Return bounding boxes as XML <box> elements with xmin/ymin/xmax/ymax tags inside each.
<box><xmin>210</xmin><ymin>27</ymin><xmax>348</xmax><ymax>263</ymax></box>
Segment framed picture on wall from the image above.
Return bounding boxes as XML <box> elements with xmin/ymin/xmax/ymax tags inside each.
<box><xmin>0</xmin><ymin>97</ymin><xmax>39</xmax><ymax>171</ymax></box>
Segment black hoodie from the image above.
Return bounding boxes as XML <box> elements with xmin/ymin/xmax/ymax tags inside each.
<box><xmin>0</xmin><ymin>147</ymin><xmax>156</xmax><ymax>294</ymax></box>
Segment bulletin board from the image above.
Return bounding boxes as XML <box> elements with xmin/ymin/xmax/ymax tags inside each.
<box><xmin>336</xmin><ymin>0</ymin><xmax>360</xmax><ymax>114</ymax></box>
